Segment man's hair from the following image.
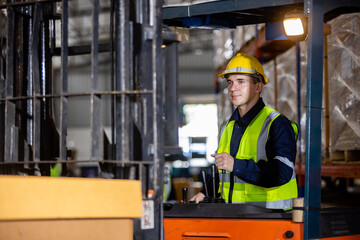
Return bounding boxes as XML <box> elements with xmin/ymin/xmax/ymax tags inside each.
<box><xmin>250</xmin><ymin>76</ymin><xmax>262</xmax><ymax>84</ymax></box>
<box><xmin>225</xmin><ymin>73</ymin><xmax>263</xmax><ymax>84</ymax></box>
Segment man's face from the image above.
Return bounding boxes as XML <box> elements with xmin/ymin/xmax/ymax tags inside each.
<box><xmin>226</xmin><ymin>74</ymin><xmax>262</xmax><ymax>107</ymax></box>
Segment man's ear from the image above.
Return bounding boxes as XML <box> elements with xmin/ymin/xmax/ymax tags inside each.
<box><xmin>256</xmin><ymin>82</ymin><xmax>263</xmax><ymax>93</ymax></box>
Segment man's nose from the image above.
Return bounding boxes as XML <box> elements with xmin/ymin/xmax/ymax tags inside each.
<box><xmin>230</xmin><ymin>82</ymin><xmax>238</xmax><ymax>91</ymax></box>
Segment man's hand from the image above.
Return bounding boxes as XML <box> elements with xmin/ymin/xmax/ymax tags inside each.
<box><xmin>211</xmin><ymin>152</ymin><xmax>234</xmax><ymax>172</ymax></box>
<box><xmin>189</xmin><ymin>192</ymin><xmax>205</xmax><ymax>203</ymax></box>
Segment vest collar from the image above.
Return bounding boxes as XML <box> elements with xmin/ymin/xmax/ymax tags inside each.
<box><xmin>228</xmin><ymin>98</ymin><xmax>266</xmax><ymax>126</ymax></box>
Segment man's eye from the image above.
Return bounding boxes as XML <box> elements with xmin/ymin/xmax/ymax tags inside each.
<box><xmin>227</xmin><ymin>81</ymin><xmax>232</xmax><ymax>85</ymax></box>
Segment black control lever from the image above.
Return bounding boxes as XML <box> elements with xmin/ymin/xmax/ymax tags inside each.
<box><xmin>201</xmin><ymin>170</ymin><xmax>209</xmax><ymax>197</ymax></box>
<box><xmin>211</xmin><ymin>164</ymin><xmax>225</xmax><ymax>203</ymax></box>
<box><xmin>182</xmin><ymin>187</ymin><xmax>188</xmax><ymax>203</ymax></box>
<box><xmin>221</xmin><ymin>169</ymin><xmax>225</xmax><ymax>199</ymax></box>
<box><xmin>211</xmin><ymin>164</ymin><xmax>217</xmax><ymax>199</ymax></box>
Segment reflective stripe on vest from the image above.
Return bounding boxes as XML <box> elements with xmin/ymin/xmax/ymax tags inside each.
<box><xmin>218</xmin><ymin>106</ymin><xmax>298</xmax><ymax>210</ymax></box>
<box><xmin>227</xmin><ymin>199</ymin><xmax>293</xmax><ymax>210</ymax></box>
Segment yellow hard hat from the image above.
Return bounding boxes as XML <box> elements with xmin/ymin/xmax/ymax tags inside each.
<box><xmin>218</xmin><ymin>53</ymin><xmax>268</xmax><ymax>85</ymax></box>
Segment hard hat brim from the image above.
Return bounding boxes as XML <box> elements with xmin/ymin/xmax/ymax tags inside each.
<box><xmin>218</xmin><ymin>70</ymin><xmax>268</xmax><ymax>85</ymax></box>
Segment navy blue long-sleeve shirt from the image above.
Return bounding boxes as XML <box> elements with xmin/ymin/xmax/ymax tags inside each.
<box><xmin>202</xmin><ymin>98</ymin><xmax>297</xmax><ymax>198</ymax></box>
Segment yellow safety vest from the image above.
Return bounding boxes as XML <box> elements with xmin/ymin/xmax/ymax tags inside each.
<box><xmin>218</xmin><ymin>106</ymin><xmax>298</xmax><ymax>210</ymax></box>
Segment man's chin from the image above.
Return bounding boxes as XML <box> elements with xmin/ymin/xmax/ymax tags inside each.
<box><xmin>231</xmin><ymin>102</ymin><xmax>242</xmax><ymax>107</ymax></box>
<box><xmin>230</xmin><ymin>98</ymin><xmax>242</xmax><ymax>106</ymax></box>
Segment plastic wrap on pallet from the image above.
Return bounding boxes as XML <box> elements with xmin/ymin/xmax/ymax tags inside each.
<box><xmin>213</xmin><ymin>25</ymin><xmax>262</xmax><ymax>69</ymax></box>
<box><xmin>328</xmin><ymin>13</ymin><xmax>360</xmax><ymax>151</ymax></box>
<box><xmin>233</xmin><ymin>25</ymin><xmax>261</xmax><ymax>52</ymax></box>
<box><xmin>262</xmin><ymin>60</ymin><xmax>275</xmax><ymax>109</ymax></box>
<box><xmin>262</xmin><ymin>42</ymin><xmax>308</xmax><ymax>154</ymax></box>
<box><xmin>213</xmin><ymin>30</ymin><xmax>234</xmax><ymax>69</ymax></box>
<box><xmin>217</xmin><ymin>87</ymin><xmax>234</xmax><ymax>127</ymax></box>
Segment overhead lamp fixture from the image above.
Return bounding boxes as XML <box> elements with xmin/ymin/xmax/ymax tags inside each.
<box><xmin>283</xmin><ymin>10</ymin><xmax>308</xmax><ymax>41</ymax></box>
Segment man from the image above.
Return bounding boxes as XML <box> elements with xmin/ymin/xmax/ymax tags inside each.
<box><xmin>190</xmin><ymin>53</ymin><xmax>298</xmax><ymax>210</ymax></box>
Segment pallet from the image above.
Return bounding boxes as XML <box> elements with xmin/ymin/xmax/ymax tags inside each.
<box><xmin>330</xmin><ymin>150</ymin><xmax>360</xmax><ymax>162</ymax></box>
<box><xmin>298</xmin><ymin>151</ymin><xmax>360</xmax><ymax>163</ymax></box>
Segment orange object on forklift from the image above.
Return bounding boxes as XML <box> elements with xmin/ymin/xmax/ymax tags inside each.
<box><xmin>164</xmin><ymin>218</ymin><xmax>303</xmax><ymax>240</ymax></box>
<box><xmin>164</xmin><ymin>218</ymin><xmax>360</xmax><ymax>240</ymax></box>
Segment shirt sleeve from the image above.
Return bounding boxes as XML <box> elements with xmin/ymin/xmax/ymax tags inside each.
<box><xmin>232</xmin><ymin>115</ymin><xmax>297</xmax><ymax>188</ymax></box>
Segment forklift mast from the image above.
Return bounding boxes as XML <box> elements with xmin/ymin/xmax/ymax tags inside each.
<box><xmin>0</xmin><ymin>0</ymin><xmax>174</xmax><ymax>239</ymax></box>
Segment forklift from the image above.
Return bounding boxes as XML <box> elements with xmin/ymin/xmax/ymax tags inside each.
<box><xmin>162</xmin><ymin>1</ymin><xmax>360</xmax><ymax>239</ymax></box>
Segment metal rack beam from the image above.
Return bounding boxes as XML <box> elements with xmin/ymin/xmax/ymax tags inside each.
<box><xmin>163</xmin><ymin>0</ymin><xmax>360</xmax><ymax>28</ymax></box>
<box><xmin>296</xmin><ymin>162</ymin><xmax>360</xmax><ymax>179</ymax></box>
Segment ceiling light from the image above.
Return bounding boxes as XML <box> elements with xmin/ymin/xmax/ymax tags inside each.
<box><xmin>283</xmin><ymin>10</ymin><xmax>307</xmax><ymax>41</ymax></box>
<box><xmin>283</xmin><ymin>18</ymin><xmax>304</xmax><ymax>36</ymax></box>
